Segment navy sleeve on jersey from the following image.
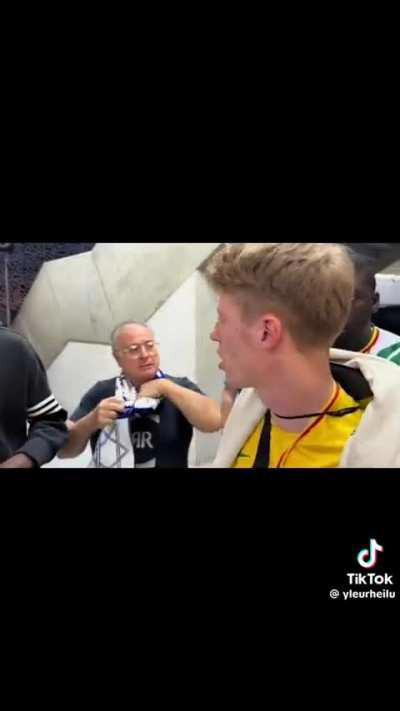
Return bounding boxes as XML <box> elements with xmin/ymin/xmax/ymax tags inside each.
<box><xmin>70</xmin><ymin>381</ymin><xmax>113</xmax><ymax>422</ymax></box>
<box><xmin>16</xmin><ymin>343</ymin><xmax>68</xmax><ymax>466</ymax></box>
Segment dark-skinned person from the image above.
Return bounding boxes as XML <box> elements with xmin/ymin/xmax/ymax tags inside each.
<box><xmin>334</xmin><ymin>251</ymin><xmax>400</xmax><ymax>364</ymax></box>
<box><xmin>0</xmin><ymin>327</ymin><xmax>68</xmax><ymax>469</ymax></box>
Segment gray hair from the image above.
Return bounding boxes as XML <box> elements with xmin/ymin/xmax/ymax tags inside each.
<box><xmin>111</xmin><ymin>321</ymin><xmax>154</xmax><ymax>352</ymax></box>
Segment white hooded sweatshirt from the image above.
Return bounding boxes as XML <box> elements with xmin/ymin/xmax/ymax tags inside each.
<box><xmin>211</xmin><ymin>349</ymin><xmax>400</xmax><ymax>469</ymax></box>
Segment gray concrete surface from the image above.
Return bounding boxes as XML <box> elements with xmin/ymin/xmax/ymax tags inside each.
<box><xmin>12</xmin><ymin>243</ymin><xmax>222</xmax><ymax>367</ymax></box>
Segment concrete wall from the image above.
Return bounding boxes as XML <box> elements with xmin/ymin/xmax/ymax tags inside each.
<box><xmin>381</xmin><ymin>260</ymin><xmax>400</xmax><ymax>276</ymax></box>
<box><xmin>13</xmin><ymin>243</ymin><xmax>221</xmax><ymax>368</ymax></box>
<box><xmin>376</xmin><ymin>273</ymin><xmax>400</xmax><ymax>306</ymax></box>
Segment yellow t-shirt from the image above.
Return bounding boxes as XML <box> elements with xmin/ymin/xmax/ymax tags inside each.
<box><xmin>233</xmin><ymin>383</ymin><xmax>372</xmax><ymax>469</ymax></box>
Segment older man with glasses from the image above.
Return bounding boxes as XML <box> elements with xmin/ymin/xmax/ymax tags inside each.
<box><xmin>59</xmin><ymin>321</ymin><xmax>221</xmax><ymax>468</ymax></box>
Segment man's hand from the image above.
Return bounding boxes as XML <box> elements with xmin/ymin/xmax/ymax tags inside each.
<box><xmin>0</xmin><ymin>453</ymin><xmax>35</xmax><ymax>469</ymax></box>
<box><xmin>137</xmin><ymin>379</ymin><xmax>168</xmax><ymax>400</ymax></box>
<box><xmin>58</xmin><ymin>397</ymin><xmax>125</xmax><ymax>460</ymax></box>
<box><xmin>90</xmin><ymin>397</ymin><xmax>126</xmax><ymax>429</ymax></box>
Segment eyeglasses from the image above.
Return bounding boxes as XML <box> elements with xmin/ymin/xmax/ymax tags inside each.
<box><xmin>117</xmin><ymin>340</ymin><xmax>159</xmax><ymax>358</ymax></box>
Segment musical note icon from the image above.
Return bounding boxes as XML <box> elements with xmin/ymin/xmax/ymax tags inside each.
<box><xmin>357</xmin><ymin>539</ymin><xmax>384</xmax><ymax>569</ymax></box>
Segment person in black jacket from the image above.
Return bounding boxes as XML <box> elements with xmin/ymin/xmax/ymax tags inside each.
<box><xmin>58</xmin><ymin>322</ymin><xmax>221</xmax><ymax>468</ymax></box>
<box><xmin>0</xmin><ymin>327</ymin><xmax>68</xmax><ymax>468</ymax></box>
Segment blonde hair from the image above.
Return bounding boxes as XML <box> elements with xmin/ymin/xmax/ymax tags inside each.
<box><xmin>206</xmin><ymin>243</ymin><xmax>355</xmax><ymax>348</ymax></box>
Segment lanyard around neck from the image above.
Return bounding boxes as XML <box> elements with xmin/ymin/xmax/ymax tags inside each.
<box><xmin>276</xmin><ymin>382</ymin><xmax>340</xmax><ymax>469</ymax></box>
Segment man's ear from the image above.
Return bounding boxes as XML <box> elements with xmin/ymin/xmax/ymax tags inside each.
<box><xmin>372</xmin><ymin>291</ymin><xmax>380</xmax><ymax>314</ymax></box>
<box><xmin>259</xmin><ymin>314</ymin><xmax>282</xmax><ymax>349</ymax></box>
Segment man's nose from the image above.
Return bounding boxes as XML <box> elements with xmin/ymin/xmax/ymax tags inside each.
<box><xmin>210</xmin><ymin>325</ymin><xmax>219</xmax><ymax>342</ymax></box>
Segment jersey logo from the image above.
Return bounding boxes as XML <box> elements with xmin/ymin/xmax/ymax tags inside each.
<box><xmin>132</xmin><ymin>431</ymin><xmax>154</xmax><ymax>449</ymax></box>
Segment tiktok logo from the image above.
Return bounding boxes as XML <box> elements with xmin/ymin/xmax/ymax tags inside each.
<box><xmin>357</xmin><ymin>539</ymin><xmax>384</xmax><ymax>569</ymax></box>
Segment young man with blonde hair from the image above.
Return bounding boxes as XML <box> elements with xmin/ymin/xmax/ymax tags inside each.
<box><xmin>206</xmin><ymin>243</ymin><xmax>400</xmax><ymax>468</ymax></box>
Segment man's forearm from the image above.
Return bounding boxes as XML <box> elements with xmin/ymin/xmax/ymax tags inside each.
<box><xmin>0</xmin><ymin>453</ymin><xmax>35</xmax><ymax>469</ymax></box>
<box><xmin>163</xmin><ymin>381</ymin><xmax>221</xmax><ymax>432</ymax></box>
<box><xmin>58</xmin><ymin>415</ymin><xmax>96</xmax><ymax>458</ymax></box>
